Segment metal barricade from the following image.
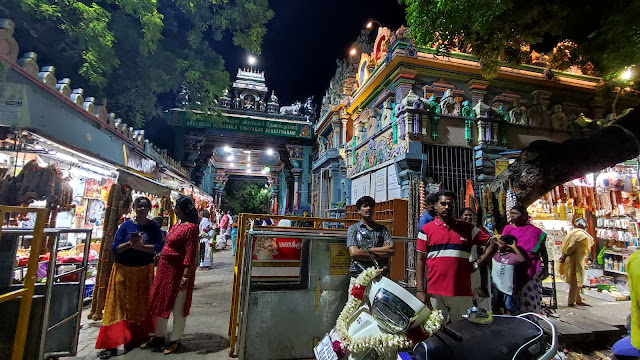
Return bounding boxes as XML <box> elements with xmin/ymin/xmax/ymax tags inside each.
<box><xmin>228</xmin><ymin>214</ymin><xmax>389</xmax><ymax>356</ymax></box>
<box><xmin>229</xmin><ymin>219</ymin><xmax>415</xmax><ymax>359</ymax></box>
<box><xmin>0</xmin><ymin>206</ymin><xmax>47</xmax><ymax>360</ymax></box>
<box><xmin>0</xmin><ymin>226</ymin><xmax>92</xmax><ymax>360</ymax></box>
<box><xmin>38</xmin><ymin>228</ymin><xmax>92</xmax><ymax>359</ymax></box>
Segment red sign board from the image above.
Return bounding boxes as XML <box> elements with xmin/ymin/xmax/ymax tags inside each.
<box><xmin>252</xmin><ymin>237</ymin><xmax>302</xmax><ymax>261</ymax></box>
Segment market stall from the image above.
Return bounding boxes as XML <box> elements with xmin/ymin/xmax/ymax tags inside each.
<box><xmin>525</xmin><ymin>159</ymin><xmax>640</xmax><ymax>302</ymax></box>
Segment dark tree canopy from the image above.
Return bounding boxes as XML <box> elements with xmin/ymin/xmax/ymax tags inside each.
<box><xmin>401</xmin><ymin>0</ymin><xmax>640</xmax><ymax>86</ymax></box>
<box><xmin>1</xmin><ymin>0</ymin><xmax>274</xmax><ymax>127</ymax></box>
<box><xmin>221</xmin><ymin>179</ymin><xmax>271</xmax><ymax>215</ymax></box>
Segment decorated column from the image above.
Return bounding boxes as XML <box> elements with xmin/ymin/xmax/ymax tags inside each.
<box><xmin>292</xmin><ymin>171</ymin><xmax>301</xmax><ymax>210</ymax></box>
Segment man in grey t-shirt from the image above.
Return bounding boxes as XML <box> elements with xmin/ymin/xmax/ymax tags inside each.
<box><xmin>346</xmin><ymin>196</ymin><xmax>395</xmax><ymax>292</ymax></box>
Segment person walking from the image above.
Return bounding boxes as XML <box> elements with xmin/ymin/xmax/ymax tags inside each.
<box><xmin>95</xmin><ymin>197</ymin><xmax>164</xmax><ymax>359</ymax></box>
<box><xmin>415</xmin><ymin>190</ymin><xmax>493</xmax><ymax>322</ymax></box>
<box><xmin>560</xmin><ymin>218</ymin><xmax>594</xmax><ymax>306</ymax></box>
<box><xmin>199</xmin><ymin>210</ymin><xmax>214</xmax><ymax>268</ymax></box>
<box><xmin>416</xmin><ymin>193</ymin><xmax>438</xmax><ymax>232</ymax></box>
<box><xmin>231</xmin><ymin>215</ymin><xmax>239</xmax><ymax>256</ymax></box>
<box><xmin>346</xmin><ymin>196</ymin><xmax>395</xmax><ymax>292</ymax></box>
<box><xmin>224</xmin><ymin>210</ymin><xmax>233</xmax><ymax>243</ymax></box>
<box><xmin>502</xmin><ymin>204</ymin><xmax>549</xmax><ymax>314</ymax></box>
<box><xmin>217</xmin><ymin>210</ymin><xmax>230</xmax><ymax>249</ymax></box>
<box><xmin>460</xmin><ymin>207</ymin><xmax>493</xmax><ymax>311</ymax></box>
<box><xmin>142</xmin><ymin>196</ymin><xmax>199</xmax><ymax>354</ymax></box>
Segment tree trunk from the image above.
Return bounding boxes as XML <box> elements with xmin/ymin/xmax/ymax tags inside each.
<box><xmin>489</xmin><ymin>106</ymin><xmax>640</xmax><ymax>206</ymax></box>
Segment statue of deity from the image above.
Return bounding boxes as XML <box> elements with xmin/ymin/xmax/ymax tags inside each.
<box><xmin>426</xmin><ymin>95</ymin><xmax>441</xmax><ymax>140</ymax></box>
<box><xmin>270</xmin><ymin>90</ymin><xmax>279</xmax><ymax>104</ymax></box>
<box><xmin>412</xmin><ymin>97</ymin><xmax>424</xmax><ymax>135</ymax></box>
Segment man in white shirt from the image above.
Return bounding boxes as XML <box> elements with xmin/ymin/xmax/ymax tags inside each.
<box><xmin>199</xmin><ymin>210</ymin><xmax>214</xmax><ymax>268</ymax></box>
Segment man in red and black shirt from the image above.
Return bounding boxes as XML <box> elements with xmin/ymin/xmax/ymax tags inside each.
<box><xmin>415</xmin><ymin>190</ymin><xmax>493</xmax><ymax>322</ymax></box>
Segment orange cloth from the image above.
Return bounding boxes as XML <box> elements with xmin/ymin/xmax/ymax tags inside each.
<box><xmin>95</xmin><ymin>262</ymin><xmax>154</xmax><ymax>349</ymax></box>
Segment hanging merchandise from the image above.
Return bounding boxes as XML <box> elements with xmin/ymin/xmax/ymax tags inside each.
<box><xmin>498</xmin><ymin>187</ymin><xmax>507</xmax><ymax>216</ymax></box>
<box><xmin>87</xmin><ymin>184</ymin><xmax>132</xmax><ymax>320</ymax></box>
<box><xmin>506</xmin><ymin>186</ymin><xmax>517</xmax><ymax>221</ymax></box>
<box><xmin>464</xmin><ymin>180</ymin><xmax>477</xmax><ymax>211</ymax></box>
<box><xmin>0</xmin><ymin>160</ymin><xmax>74</xmax><ymax>210</ymax></box>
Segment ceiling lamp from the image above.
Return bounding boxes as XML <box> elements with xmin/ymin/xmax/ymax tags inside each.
<box><xmin>229</xmin><ymin>163</ymin><xmax>235</xmax><ymax>168</ymax></box>
<box><xmin>227</xmin><ymin>155</ymin><xmax>234</xmax><ymax>161</ymax></box>
<box><xmin>224</xmin><ymin>145</ymin><xmax>232</xmax><ymax>152</ymax></box>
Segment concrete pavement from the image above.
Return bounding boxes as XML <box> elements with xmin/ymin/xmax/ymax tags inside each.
<box><xmin>61</xmin><ymin>248</ymin><xmax>235</xmax><ymax>360</ymax></box>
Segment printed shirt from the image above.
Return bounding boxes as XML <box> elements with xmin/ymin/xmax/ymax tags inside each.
<box><xmin>417</xmin><ymin>218</ymin><xmax>489</xmax><ymax>297</ymax></box>
<box><xmin>346</xmin><ymin>221</ymin><xmax>393</xmax><ymax>277</ymax></box>
<box><xmin>492</xmin><ymin>251</ymin><xmax>520</xmax><ymax>296</ymax></box>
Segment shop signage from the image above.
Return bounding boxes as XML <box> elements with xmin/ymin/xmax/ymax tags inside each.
<box><xmin>387</xmin><ymin>164</ymin><xmax>402</xmax><ymax>200</ymax></box>
<box><xmin>174</xmin><ymin>111</ymin><xmax>312</xmax><ymax>138</ymax></box>
<box><xmin>124</xmin><ymin>146</ymin><xmax>158</xmax><ymax>177</ymax></box>
<box><xmin>375</xmin><ymin>167</ymin><xmax>387</xmax><ymax>202</ymax></box>
<box><xmin>329</xmin><ymin>243</ymin><xmax>350</xmax><ymax>276</ymax></box>
<box><xmin>350</xmin><ymin>174</ymin><xmax>372</xmax><ymax>205</ymax></box>
<box><xmin>495</xmin><ymin>159</ymin><xmax>510</xmax><ymax>176</ymax></box>
<box><xmin>252</xmin><ymin>237</ymin><xmax>302</xmax><ymax>261</ymax></box>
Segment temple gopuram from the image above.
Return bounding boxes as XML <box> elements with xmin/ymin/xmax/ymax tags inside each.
<box><xmin>167</xmin><ymin>68</ymin><xmax>315</xmax><ymax>213</ymax></box>
<box><xmin>312</xmin><ymin>26</ymin><xmax>605</xmax><ymax>218</ymax></box>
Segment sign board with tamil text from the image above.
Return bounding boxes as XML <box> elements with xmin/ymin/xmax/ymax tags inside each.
<box><xmin>170</xmin><ymin>110</ymin><xmax>313</xmax><ymax>139</ymax></box>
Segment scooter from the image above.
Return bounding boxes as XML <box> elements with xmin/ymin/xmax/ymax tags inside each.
<box><xmin>315</xmin><ymin>247</ymin><xmax>558</xmax><ymax>360</ymax></box>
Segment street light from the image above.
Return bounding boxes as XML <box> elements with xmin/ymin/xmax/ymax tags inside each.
<box><xmin>229</xmin><ymin>163</ymin><xmax>235</xmax><ymax>168</ymax></box>
<box><xmin>266</xmin><ymin>148</ymin><xmax>274</xmax><ymax>156</ymax></box>
<box><xmin>247</xmin><ymin>55</ymin><xmax>257</xmax><ymax>66</ymax></box>
<box><xmin>366</xmin><ymin>20</ymin><xmax>382</xmax><ymax>29</ymax></box>
<box><xmin>621</xmin><ymin>66</ymin><xmax>634</xmax><ymax>81</ymax></box>
<box><xmin>349</xmin><ymin>47</ymin><xmax>357</xmax><ymax>56</ymax></box>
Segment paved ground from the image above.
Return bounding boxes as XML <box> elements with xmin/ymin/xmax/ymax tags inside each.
<box><xmin>61</xmin><ymin>246</ymin><xmax>632</xmax><ymax>360</ymax></box>
<box><xmin>62</xmin><ymin>247</ymin><xmax>235</xmax><ymax>360</ymax></box>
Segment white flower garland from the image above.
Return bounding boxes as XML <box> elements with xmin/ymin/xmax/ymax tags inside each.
<box><xmin>334</xmin><ymin>267</ymin><xmax>444</xmax><ymax>358</ymax></box>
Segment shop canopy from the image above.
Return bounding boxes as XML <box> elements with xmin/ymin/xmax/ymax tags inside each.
<box><xmin>116</xmin><ymin>169</ymin><xmax>171</xmax><ymax>198</ymax></box>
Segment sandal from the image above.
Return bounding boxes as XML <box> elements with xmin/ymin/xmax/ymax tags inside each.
<box><xmin>140</xmin><ymin>336</ymin><xmax>165</xmax><ymax>351</ymax></box>
<box><xmin>163</xmin><ymin>340</ymin><xmax>181</xmax><ymax>355</ymax></box>
<box><xmin>98</xmin><ymin>348</ymin><xmax>117</xmax><ymax>359</ymax></box>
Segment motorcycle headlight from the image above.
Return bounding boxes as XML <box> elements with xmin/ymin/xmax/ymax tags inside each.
<box><xmin>371</xmin><ymin>288</ymin><xmax>416</xmax><ymax>334</ymax></box>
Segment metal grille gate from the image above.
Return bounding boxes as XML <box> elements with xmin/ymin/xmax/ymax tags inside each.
<box><xmin>405</xmin><ymin>145</ymin><xmax>475</xmax><ymax>286</ymax></box>
<box><xmin>423</xmin><ymin>144</ymin><xmax>475</xmax><ymax>202</ymax></box>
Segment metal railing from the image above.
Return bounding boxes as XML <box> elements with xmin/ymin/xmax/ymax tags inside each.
<box><xmin>0</xmin><ymin>206</ymin><xmax>47</xmax><ymax>360</ymax></box>
<box><xmin>227</xmin><ymin>213</ymin><xmax>414</xmax><ymax>358</ymax></box>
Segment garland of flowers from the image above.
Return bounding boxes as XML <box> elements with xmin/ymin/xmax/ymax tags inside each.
<box><xmin>333</xmin><ymin>267</ymin><xmax>444</xmax><ymax>358</ymax></box>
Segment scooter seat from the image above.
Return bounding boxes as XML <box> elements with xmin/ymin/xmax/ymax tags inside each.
<box><xmin>413</xmin><ymin>315</ymin><xmax>547</xmax><ymax>360</ymax></box>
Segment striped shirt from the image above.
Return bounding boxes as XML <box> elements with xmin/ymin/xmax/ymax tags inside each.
<box><xmin>417</xmin><ymin>218</ymin><xmax>489</xmax><ymax>296</ymax></box>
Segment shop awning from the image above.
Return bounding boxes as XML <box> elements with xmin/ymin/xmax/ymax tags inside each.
<box><xmin>116</xmin><ymin>169</ymin><xmax>171</xmax><ymax>197</ymax></box>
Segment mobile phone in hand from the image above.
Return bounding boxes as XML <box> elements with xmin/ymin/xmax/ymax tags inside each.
<box><xmin>129</xmin><ymin>232</ymin><xmax>141</xmax><ymax>243</ymax></box>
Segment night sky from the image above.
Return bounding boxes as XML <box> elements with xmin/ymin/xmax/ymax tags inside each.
<box><xmin>216</xmin><ymin>0</ymin><xmax>406</xmax><ymax>107</ymax></box>
<box><xmin>147</xmin><ymin>1</ymin><xmax>406</xmax><ymax>150</ymax></box>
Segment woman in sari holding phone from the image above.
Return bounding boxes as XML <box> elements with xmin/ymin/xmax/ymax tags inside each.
<box><xmin>95</xmin><ymin>196</ymin><xmax>164</xmax><ymax>359</ymax></box>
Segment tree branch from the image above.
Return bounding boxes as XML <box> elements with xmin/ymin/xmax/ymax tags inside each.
<box><xmin>490</xmin><ymin>105</ymin><xmax>640</xmax><ymax>206</ymax></box>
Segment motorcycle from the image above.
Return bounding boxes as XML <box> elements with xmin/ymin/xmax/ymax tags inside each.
<box><xmin>315</xmin><ymin>247</ymin><xmax>558</xmax><ymax>360</ymax></box>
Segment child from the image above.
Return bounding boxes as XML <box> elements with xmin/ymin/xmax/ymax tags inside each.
<box><xmin>491</xmin><ymin>234</ymin><xmax>525</xmax><ymax>314</ymax></box>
